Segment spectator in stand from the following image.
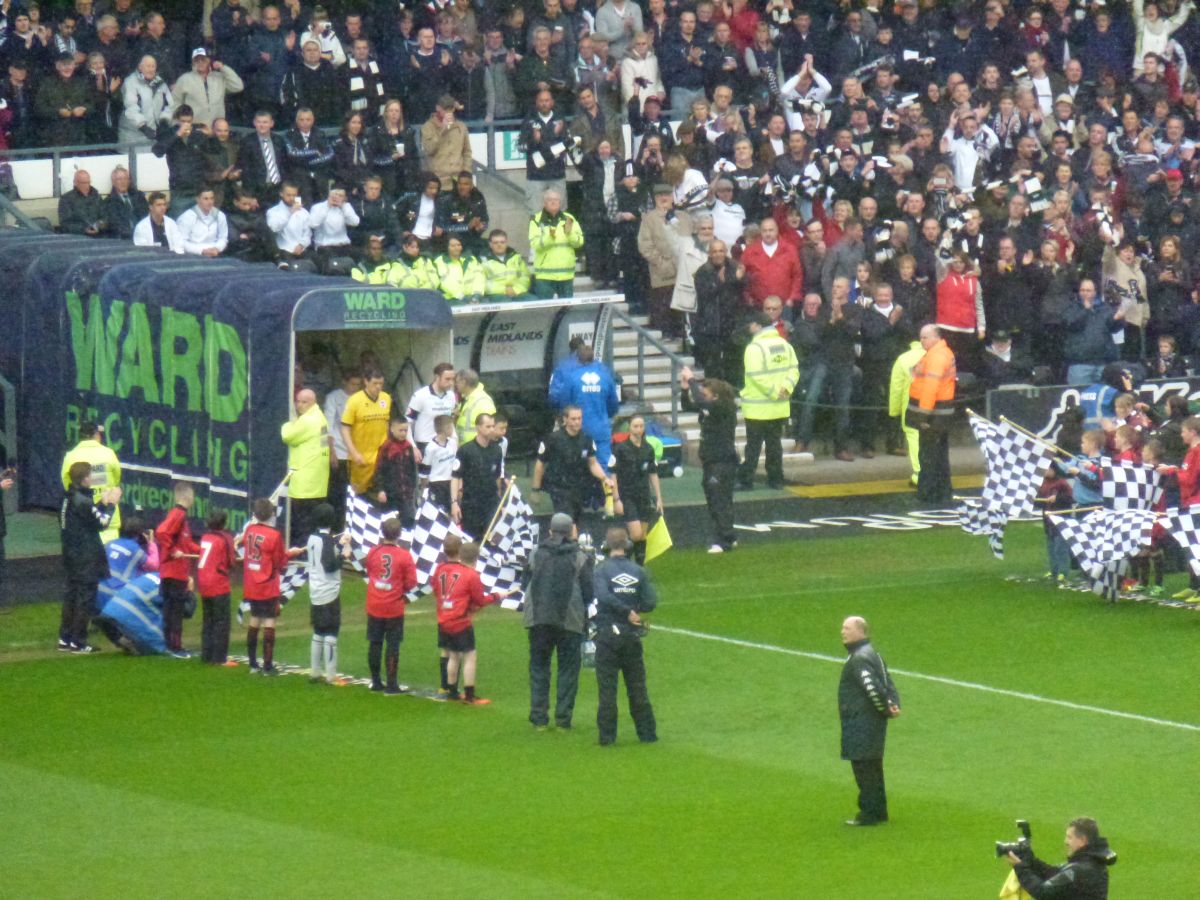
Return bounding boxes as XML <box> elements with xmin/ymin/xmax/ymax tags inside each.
<box><xmin>663</xmin><ymin>11</ymin><xmax>707</xmax><ymax>118</ymax></box>
<box><xmin>298</xmin><ymin>7</ymin><xmax>346</xmax><ymax>69</ymax></box>
<box><xmin>570</xmin><ymin>83</ymin><xmax>624</xmax><ymax>158</ymax></box>
<box><xmin>741</xmin><ymin>217</ymin><xmax>803</xmax><ymax>312</ymax></box>
<box><xmin>283</xmin><ymin>106</ymin><xmax>334</xmax><ymax>203</ymax></box>
<box><xmin>308</xmin><ymin>183</ymin><xmax>359</xmax><ymax>271</ymax></box>
<box><xmin>36</xmin><ymin>52</ymin><xmax>91</xmax><ymax>146</ymax></box>
<box><xmin>101</xmin><ymin>165</ymin><xmax>148</xmax><ymax>240</ymax></box>
<box><xmin>692</xmin><ymin>239</ymin><xmax>747</xmax><ymax>383</ymax></box>
<box><xmin>224</xmin><ymin>188</ymin><xmax>270</xmax><ymax>261</ymax></box>
<box><xmin>350</xmin><ymin>175</ymin><xmax>399</xmax><ymax>250</ymax></box>
<box><xmin>175</xmin><ymin>187</ymin><xmax>229</xmax><ymax>257</ymax></box>
<box><xmin>331</xmin><ymin>111</ymin><xmax>370</xmax><ymax>189</ymax></box>
<box><xmin>620</xmin><ymin>30</ymin><xmax>663</xmax><ymax>113</ymax></box>
<box><xmin>794</xmin><ymin>283</ymin><xmax>861</xmax><ymax>461</ymax></box>
<box><xmin>344</xmin><ymin>37</ymin><xmax>385</xmax><ymax>122</ymax></box>
<box><xmin>481</xmin><ymin>26</ymin><xmax>519</xmax><ymax>123</ymax></box>
<box><xmin>282</xmin><ymin>38</ymin><xmax>341</xmax><ymax>126</ymax></box>
<box><xmin>436</xmin><ymin>170</ymin><xmax>489</xmax><ymax>257</ymax></box>
<box><xmin>672</xmin><ymin>213</ymin><xmax>714</xmax><ymax>326</ymax></box>
<box><xmin>172</xmin><ymin>47</ymin><xmax>242</xmax><ymax>128</ymax></box>
<box><xmin>821</xmin><ymin>216</ymin><xmax>866</xmax><ymax>298</ymax></box>
<box><xmin>421</xmin><ymin>95</ymin><xmax>472</xmax><ymax>191</ymax></box>
<box><xmin>266</xmin><ymin>181</ymin><xmax>313</xmax><ymax>261</ymax></box>
<box><xmin>369</xmin><ymin>98</ymin><xmax>416</xmax><ymax>201</ymax></box>
<box><xmin>934</xmin><ymin>251</ymin><xmax>985</xmax><ymax>374</ymax></box>
<box><xmin>595</xmin><ymin>0</ymin><xmax>643</xmax><ymax>62</ymax></box>
<box><xmin>856</xmin><ymin>282</ymin><xmax>911</xmax><ymax>458</ymax></box>
<box><xmin>637</xmin><ymin>183</ymin><xmax>690</xmax><ymax>335</ymax></box>
<box><xmin>58</xmin><ymin>169</ymin><xmax>104</xmax><ymax>236</ymax></box>
<box><xmin>480</xmin><ymin>229</ymin><xmax>532</xmax><ymax>300</ymax></box>
<box><xmin>1064</xmin><ymin>278</ymin><xmax>1124</xmax><ymax>385</ymax></box>
<box><xmin>238</xmin><ymin>109</ymin><xmax>287</xmax><ymax>202</ymax></box>
<box><xmin>89</xmin><ymin>14</ymin><xmax>131</xmax><ymax>79</ymax></box>
<box><xmin>396</xmin><ymin>172</ymin><xmax>443</xmax><ymax>248</ymax></box>
<box><xmin>244</xmin><ymin>5</ymin><xmax>294</xmax><ymax>119</ymax></box>
<box><xmin>2</xmin><ymin>59</ymin><xmax>36</xmax><ymax>149</ymax></box>
<box><xmin>152</xmin><ymin>104</ymin><xmax>215</xmax><ymax>216</ymax></box>
<box><xmin>133</xmin><ymin>191</ymin><xmax>182</xmax><ymax>252</ymax></box>
<box><xmin>118</xmin><ymin>54</ymin><xmax>173</xmax><ymax>145</ymax></box>
<box><xmin>520</xmin><ymin>87</ymin><xmax>570</xmax><ymax>214</ymax></box>
<box><xmin>404</xmin><ymin>26</ymin><xmax>454</xmax><ymax>123</ymax></box>
<box><xmin>576</xmin><ymin>138</ymin><xmax>622</xmax><ymax>289</ymax></box>
<box><xmin>529</xmin><ymin>187</ymin><xmax>584</xmax><ymax>299</ymax></box>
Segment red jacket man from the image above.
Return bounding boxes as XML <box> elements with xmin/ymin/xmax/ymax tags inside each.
<box><xmin>740</xmin><ymin>217</ymin><xmax>804</xmax><ymax>308</ymax></box>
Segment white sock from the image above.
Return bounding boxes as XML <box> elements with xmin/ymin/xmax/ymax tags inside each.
<box><xmin>324</xmin><ymin>635</ymin><xmax>338</xmax><ymax>682</ymax></box>
<box><xmin>310</xmin><ymin>635</ymin><xmax>321</xmax><ymax>676</ymax></box>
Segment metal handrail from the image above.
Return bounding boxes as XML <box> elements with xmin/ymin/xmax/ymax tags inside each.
<box><xmin>0</xmin><ymin>373</ymin><xmax>15</xmax><ymax>516</ymax></box>
<box><xmin>612</xmin><ymin>308</ymin><xmax>689</xmax><ymax>429</ymax></box>
<box><xmin>0</xmin><ymin>191</ymin><xmax>47</xmax><ymax>230</ymax></box>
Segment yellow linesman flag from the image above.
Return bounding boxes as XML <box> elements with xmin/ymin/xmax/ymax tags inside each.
<box><xmin>998</xmin><ymin>870</ymin><xmax>1033</xmax><ymax>900</ymax></box>
<box><xmin>644</xmin><ymin>516</ymin><xmax>673</xmax><ymax>562</ymax></box>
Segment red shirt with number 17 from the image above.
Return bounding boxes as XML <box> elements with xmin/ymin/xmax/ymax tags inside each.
<box><xmin>432</xmin><ymin>561</ymin><xmax>498</xmax><ymax>634</ymax></box>
<box><xmin>365</xmin><ymin>542</ymin><xmax>418</xmax><ymax>618</ymax></box>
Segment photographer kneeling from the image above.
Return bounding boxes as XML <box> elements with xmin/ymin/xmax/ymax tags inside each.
<box><xmin>1007</xmin><ymin>817</ymin><xmax>1114</xmax><ymax>899</ymax></box>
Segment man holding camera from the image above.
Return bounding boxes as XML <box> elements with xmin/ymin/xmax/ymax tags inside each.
<box><xmin>839</xmin><ymin>615</ymin><xmax>900</xmax><ymax>826</ymax></box>
<box><xmin>1007</xmin><ymin>817</ymin><xmax>1113</xmax><ymax>899</ymax></box>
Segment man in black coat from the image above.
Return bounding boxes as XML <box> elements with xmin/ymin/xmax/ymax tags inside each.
<box><xmin>839</xmin><ymin>615</ymin><xmax>900</xmax><ymax>826</ymax></box>
<box><xmin>1008</xmin><ymin>816</ymin><xmax>1114</xmax><ymax>899</ymax></box>
<box><xmin>101</xmin><ymin>166</ymin><xmax>149</xmax><ymax>240</ymax></box>
<box><xmin>281</xmin><ymin>39</ymin><xmax>342</xmax><ymax>126</ymax></box>
<box><xmin>237</xmin><ymin>110</ymin><xmax>288</xmax><ymax>203</ymax></box>
<box><xmin>691</xmin><ymin>239</ymin><xmax>746</xmax><ymax>384</ymax></box>
<box><xmin>58</xmin><ymin>169</ymin><xmax>105</xmax><ymax>236</ymax></box>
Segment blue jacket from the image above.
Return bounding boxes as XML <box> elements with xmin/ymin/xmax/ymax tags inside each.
<box><xmin>98</xmin><ymin>573</ymin><xmax>167</xmax><ymax>655</ymax></box>
<box><xmin>1064</xmin><ymin>299</ymin><xmax>1121</xmax><ymax>366</ymax></box>
<box><xmin>549</xmin><ymin>352</ymin><xmax>581</xmax><ymax>408</ymax></box>
<box><xmin>553</xmin><ymin>361</ymin><xmax>620</xmax><ymax>439</ymax></box>
<box><xmin>593</xmin><ymin>555</ymin><xmax>658</xmax><ymax>636</ymax></box>
<box><xmin>1078</xmin><ymin>383</ymin><xmax>1118</xmax><ymax>431</ymax></box>
<box><xmin>1054</xmin><ymin>454</ymin><xmax>1103</xmax><ymax>505</ymax></box>
<box><xmin>98</xmin><ymin>537</ymin><xmax>150</xmax><ymax>604</ymax></box>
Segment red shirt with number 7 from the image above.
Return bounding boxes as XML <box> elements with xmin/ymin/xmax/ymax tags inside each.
<box><xmin>365</xmin><ymin>542</ymin><xmax>418</xmax><ymax>618</ymax></box>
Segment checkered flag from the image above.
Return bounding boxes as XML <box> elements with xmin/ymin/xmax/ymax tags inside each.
<box><xmin>406</xmin><ymin>499</ymin><xmax>466</xmax><ymax>585</ymax></box>
<box><xmin>345</xmin><ymin>486</ymin><xmax>400</xmax><ymax>571</ymax></box>
<box><xmin>483</xmin><ymin>482</ymin><xmax>539</xmax><ymax>566</ymax></box>
<box><xmin>478</xmin><ymin>547</ymin><xmax>526</xmax><ymax>611</ymax></box>
<box><xmin>968</xmin><ymin>411</ymin><xmax>1001</xmax><ymax>464</ymax></box>
<box><xmin>1159</xmin><ymin>510</ymin><xmax>1200</xmax><ymax>575</ymax></box>
<box><xmin>956</xmin><ymin>498</ymin><xmax>1006</xmax><ymax>558</ymax></box>
<box><xmin>1101</xmin><ymin>461</ymin><xmax>1163</xmax><ymax>511</ymax></box>
<box><xmin>1050</xmin><ymin>509</ymin><xmax>1157</xmax><ymax>599</ymax></box>
<box><xmin>981</xmin><ymin>421</ymin><xmax>1057</xmax><ymax>520</ymax></box>
<box><xmin>280</xmin><ymin>563</ymin><xmax>309</xmax><ymax>600</ymax></box>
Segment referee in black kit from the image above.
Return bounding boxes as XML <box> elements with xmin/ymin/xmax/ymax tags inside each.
<box><xmin>532</xmin><ymin>405</ymin><xmax>611</xmax><ymax>522</ymax></box>
<box><xmin>450</xmin><ymin>412</ymin><xmax>505</xmax><ymax>540</ymax></box>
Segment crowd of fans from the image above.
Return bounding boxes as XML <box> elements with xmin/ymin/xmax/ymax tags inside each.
<box><xmin>12</xmin><ymin>0</ymin><xmax>1200</xmax><ymax>460</ymax></box>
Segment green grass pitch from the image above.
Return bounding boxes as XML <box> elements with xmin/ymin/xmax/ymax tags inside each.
<box><xmin>2</xmin><ymin>523</ymin><xmax>1197</xmax><ymax>899</ymax></box>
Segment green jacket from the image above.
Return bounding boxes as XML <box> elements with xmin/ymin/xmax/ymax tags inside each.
<box><xmin>434</xmin><ymin>253</ymin><xmax>486</xmax><ymax>301</ymax></box>
<box><xmin>61</xmin><ymin>439</ymin><xmax>121</xmax><ymax>542</ymax></box>
<box><xmin>528</xmin><ymin>210</ymin><xmax>584</xmax><ymax>282</ymax></box>
<box><xmin>456</xmin><ymin>383</ymin><xmax>497</xmax><ymax>444</ymax></box>
<box><xmin>480</xmin><ymin>249</ymin><xmax>532</xmax><ymax>297</ymax></box>
<box><xmin>279</xmin><ymin>404</ymin><xmax>331</xmax><ymax>499</ymax></box>
<box><xmin>889</xmin><ymin>341</ymin><xmax>925</xmax><ymax>420</ymax></box>
<box><xmin>390</xmin><ymin>254</ymin><xmax>438</xmax><ymax>290</ymax></box>
<box><xmin>740</xmin><ymin>328</ymin><xmax>800</xmax><ymax>421</ymax></box>
<box><xmin>350</xmin><ymin>258</ymin><xmax>396</xmax><ymax>284</ymax></box>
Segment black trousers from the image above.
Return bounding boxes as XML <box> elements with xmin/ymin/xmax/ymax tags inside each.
<box><xmin>161</xmin><ymin>577</ymin><xmax>190</xmax><ymax>651</ymax></box>
<box><xmin>702</xmin><ymin>460</ymin><xmax>736</xmax><ymax>549</ymax></box>
<box><xmin>60</xmin><ymin>576</ymin><xmax>97</xmax><ymax>645</ymax></box>
<box><xmin>916</xmin><ymin>424</ymin><xmax>952</xmax><ymax>504</ymax></box>
<box><xmin>528</xmin><ymin>624</ymin><xmax>582</xmax><ymax>727</ymax></box>
<box><xmin>201</xmin><ymin>594</ymin><xmax>231</xmax><ymax>663</ymax></box>
<box><xmin>595</xmin><ymin>633</ymin><xmax>656</xmax><ymax>744</ymax></box>
<box><xmin>289</xmin><ymin>497</ymin><xmax>324</xmax><ymax>546</ymax></box>
<box><xmin>855</xmin><ymin>366</ymin><xmax>896</xmax><ymax>452</ymax></box>
<box><xmin>739</xmin><ymin>417</ymin><xmax>785</xmax><ymax>487</ymax></box>
<box><xmin>850</xmin><ymin>757</ymin><xmax>888</xmax><ymax>823</ymax></box>
<box><xmin>327</xmin><ymin>460</ymin><xmax>350</xmax><ymax>530</ymax></box>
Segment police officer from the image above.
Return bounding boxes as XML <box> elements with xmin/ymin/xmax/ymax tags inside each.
<box><xmin>280</xmin><ymin>388</ymin><xmax>331</xmax><ymax>543</ymax></box>
<box><xmin>738</xmin><ymin>312</ymin><xmax>800</xmax><ymax>490</ymax></box>
<box><xmin>839</xmin><ymin>615</ymin><xmax>900</xmax><ymax>826</ymax></box>
<box><xmin>61</xmin><ymin>421</ymin><xmax>122</xmax><ymax>544</ymax></box>
<box><xmin>450</xmin><ymin>412</ymin><xmax>505</xmax><ymax>540</ymax></box>
<box><xmin>594</xmin><ymin>525</ymin><xmax>658</xmax><ymax>746</ymax></box>
<box><xmin>532</xmin><ymin>405</ymin><xmax>612</xmax><ymax>523</ymax></box>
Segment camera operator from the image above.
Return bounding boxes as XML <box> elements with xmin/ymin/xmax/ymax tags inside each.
<box><xmin>1007</xmin><ymin>817</ymin><xmax>1113</xmax><ymax>899</ymax></box>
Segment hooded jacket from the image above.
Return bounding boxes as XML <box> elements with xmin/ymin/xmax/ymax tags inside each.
<box><xmin>1014</xmin><ymin>838</ymin><xmax>1113</xmax><ymax>899</ymax></box>
<box><xmin>523</xmin><ymin>536</ymin><xmax>594</xmax><ymax>633</ymax></box>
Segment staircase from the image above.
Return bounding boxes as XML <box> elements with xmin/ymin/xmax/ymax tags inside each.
<box><xmin>608</xmin><ymin>303</ymin><xmax>812</xmax><ymax>471</ymax></box>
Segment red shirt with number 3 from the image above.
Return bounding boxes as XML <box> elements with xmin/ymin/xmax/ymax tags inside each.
<box><xmin>365</xmin><ymin>542</ymin><xmax>418</xmax><ymax>618</ymax></box>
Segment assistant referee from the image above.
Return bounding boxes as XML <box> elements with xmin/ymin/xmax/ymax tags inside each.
<box><xmin>532</xmin><ymin>405</ymin><xmax>611</xmax><ymax>522</ymax></box>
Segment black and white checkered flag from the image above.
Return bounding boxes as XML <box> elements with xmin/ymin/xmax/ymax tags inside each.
<box><xmin>280</xmin><ymin>563</ymin><xmax>309</xmax><ymax>600</ymax></box>
<box><xmin>981</xmin><ymin>421</ymin><xmax>1057</xmax><ymax>520</ymax></box>
<box><xmin>1159</xmin><ymin>509</ymin><xmax>1200</xmax><ymax>575</ymax></box>
<box><xmin>1100</xmin><ymin>461</ymin><xmax>1163</xmax><ymax>511</ymax></box>
<box><xmin>1049</xmin><ymin>509</ymin><xmax>1157</xmax><ymax>599</ymax></box>
<box><xmin>483</xmin><ymin>483</ymin><xmax>539</xmax><ymax>567</ymax></box>
<box><xmin>956</xmin><ymin>497</ymin><xmax>1006</xmax><ymax>558</ymax></box>
<box><xmin>968</xmin><ymin>411</ymin><xmax>1001</xmax><ymax>463</ymax></box>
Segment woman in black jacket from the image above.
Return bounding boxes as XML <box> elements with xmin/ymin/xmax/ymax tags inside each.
<box><xmin>59</xmin><ymin>461</ymin><xmax>119</xmax><ymax>653</ymax></box>
<box><xmin>577</xmin><ymin>140</ymin><xmax>621</xmax><ymax>289</ymax></box>
<box><xmin>369</xmin><ymin>98</ymin><xmax>418</xmax><ymax>201</ymax></box>
<box><xmin>333</xmin><ymin>111</ymin><xmax>371</xmax><ymax>194</ymax></box>
<box><xmin>680</xmin><ymin>367</ymin><xmax>739</xmax><ymax>554</ymax></box>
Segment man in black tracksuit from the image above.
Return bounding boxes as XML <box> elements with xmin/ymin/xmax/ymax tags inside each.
<box><xmin>839</xmin><ymin>615</ymin><xmax>900</xmax><ymax>826</ymax></box>
<box><xmin>593</xmin><ymin>526</ymin><xmax>658</xmax><ymax>745</ymax></box>
<box><xmin>680</xmin><ymin>367</ymin><xmax>739</xmax><ymax>552</ymax></box>
<box><xmin>523</xmin><ymin>512</ymin><xmax>594</xmax><ymax>730</ymax></box>
<box><xmin>59</xmin><ymin>461</ymin><xmax>119</xmax><ymax>653</ymax></box>
<box><xmin>1010</xmin><ymin>817</ymin><xmax>1114</xmax><ymax>899</ymax></box>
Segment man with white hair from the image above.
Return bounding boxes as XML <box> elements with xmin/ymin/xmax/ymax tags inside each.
<box><xmin>118</xmin><ymin>54</ymin><xmax>174</xmax><ymax>143</ymax></box>
<box><xmin>171</xmin><ymin>47</ymin><xmax>243</xmax><ymax>128</ymax></box>
<box><xmin>528</xmin><ymin>188</ymin><xmax>585</xmax><ymax>298</ymax></box>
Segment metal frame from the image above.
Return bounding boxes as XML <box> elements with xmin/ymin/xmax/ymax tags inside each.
<box><xmin>0</xmin><ymin>373</ymin><xmax>15</xmax><ymax>516</ymax></box>
<box><xmin>611</xmin><ymin>308</ymin><xmax>689</xmax><ymax>429</ymax></box>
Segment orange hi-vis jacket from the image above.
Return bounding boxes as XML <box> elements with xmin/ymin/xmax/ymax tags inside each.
<box><xmin>907</xmin><ymin>339</ymin><xmax>956</xmax><ymax>420</ymax></box>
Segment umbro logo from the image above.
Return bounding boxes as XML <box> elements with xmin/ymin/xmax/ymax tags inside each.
<box><xmin>612</xmin><ymin>573</ymin><xmax>639</xmax><ymax>588</ymax></box>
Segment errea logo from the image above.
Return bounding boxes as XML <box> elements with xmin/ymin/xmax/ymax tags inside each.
<box><xmin>581</xmin><ymin>370</ymin><xmax>602</xmax><ymax>393</ymax></box>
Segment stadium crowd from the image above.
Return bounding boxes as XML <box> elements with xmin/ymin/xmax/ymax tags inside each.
<box><xmin>15</xmin><ymin>0</ymin><xmax>1199</xmax><ymax>467</ymax></box>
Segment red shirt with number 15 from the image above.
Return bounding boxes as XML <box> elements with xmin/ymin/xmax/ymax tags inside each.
<box><xmin>365</xmin><ymin>542</ymin><xmax>418</xmax><ymax>618</ymax></box>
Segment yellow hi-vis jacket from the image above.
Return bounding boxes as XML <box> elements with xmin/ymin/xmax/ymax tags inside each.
<box><xmin>889</xmin><ymin>341</ymin><xmax>925</xmax><ymax>420</ymax></box>
<box><xmin>389</xmin><ymin>254</ymin><xmax>439</xmax><ymax>290</ymax></box>
<box><xmin>61</xmin><ymin>439</ymin><xmax>122</xmax><ymax>542</ymax></box>
<box><xmin>528</xmin><ymin>210</ymin><xmax>584</xmax><ymax>281</ymax></box>
<box><xmin>350</xmin><ymin>258</ymin><xmax>397</xmax><ymax>284</ymax></box>
<box><xmin>279</xmin><ymin>403</ymin><xmax>331</xmax><ymax>499</ymax></box>
<box><xmin>455</xmin><ymin>383</ymin><xmax>497</xmax><ymax>444</ymax></box>
<box><xmin>740</xmin><ymin>327</ymin><xmax>800</xmax><ymax>421</ymax></box>
<box><xmin>480</xmin><ymin>249</ymin><xmax>532</xmax><ymax>297</ymax></box>
<box><xmin>434</xmin><ymin>253</ymin><xmax>486</xmax><ymax>301</ymax></box>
